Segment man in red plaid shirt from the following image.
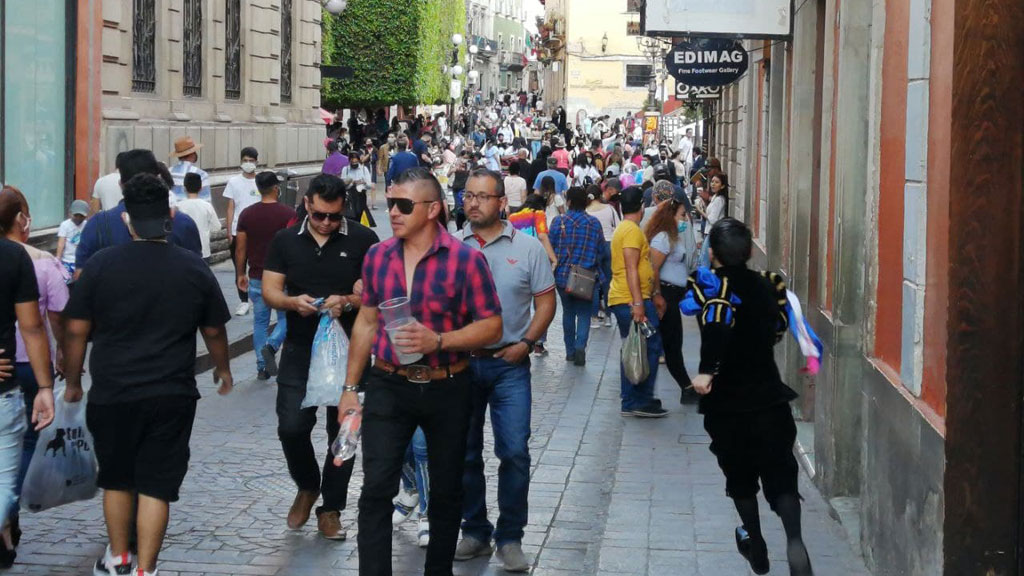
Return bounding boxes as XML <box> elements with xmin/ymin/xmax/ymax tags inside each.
<box><xmin>340</xmin><ymin>167</ymin><xmax>503</xmax><ymax>576</ymax></box>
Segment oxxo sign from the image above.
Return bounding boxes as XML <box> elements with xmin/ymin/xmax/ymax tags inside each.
<box><xmin>665</xmin><ymin>38</ymin><xmax>749</xmax><ymax>88</ymax></box>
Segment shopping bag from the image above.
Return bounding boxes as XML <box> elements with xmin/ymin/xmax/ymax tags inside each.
<box><xmin>21</xmin><ymin>391</ymin><xmax>98</xmax><ymax>512</ymax></box>
<box><xmin>303</xmin><ymin>312</ymin><xmax>350</xmax><ymax>409</ymax></box>
<box><xmin>622</xmin><ymin>321</ymin><xmax>649</xmax><ymax>385</ymax></box>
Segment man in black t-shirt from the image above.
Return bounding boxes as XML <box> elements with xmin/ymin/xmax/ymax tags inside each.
<box><xmin>63</xmin><ymin>174</ymin><xmax>233</xmax><ymax>576</ymax></box>
<box><xmin>262</xmin><ymin>174</ymin><xmax>378</xmax><ymax>541</ymax></box>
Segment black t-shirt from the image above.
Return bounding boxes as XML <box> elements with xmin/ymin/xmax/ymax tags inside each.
<box><xmin>63</xmin><ymin>241</ymin><xmax>231</xmax><ymax>405</ymax></box>
<box><xmin>264</xmin><ymin>219</ymin><xmax>379</xmax><ymax>348</ymax></box>
<box><xmin>0</xmin><ymin>239</ymin><xmax>40</xmax><ymax>393</ymax></box>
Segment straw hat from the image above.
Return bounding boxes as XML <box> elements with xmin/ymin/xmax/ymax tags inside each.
<box><xmin>170</xmin><ymin>136</ymin><xmax>203</xmax><ymax>159</ymax></box>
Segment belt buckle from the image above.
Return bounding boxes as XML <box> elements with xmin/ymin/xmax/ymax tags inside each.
<box><xmin>406</xmin><ymin>364</ymin><xmax>431</xmax><ymax>384</ymax></box>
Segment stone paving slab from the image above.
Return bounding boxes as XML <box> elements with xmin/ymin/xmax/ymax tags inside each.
<box><xmin>8</xmin><ymin>300</ymin><xmax>869</xmax><ymax>575</ymax></box>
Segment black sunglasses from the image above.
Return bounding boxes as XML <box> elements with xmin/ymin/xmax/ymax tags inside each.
<box><xmin>310</xmin><ymin>211</ymin><xmax>344</xmax><ymax>222</ymax></box>
<box><xmin>387</xmin><ymin>197</ymin><xmax>436</xmax><ymax>215</ymax></box>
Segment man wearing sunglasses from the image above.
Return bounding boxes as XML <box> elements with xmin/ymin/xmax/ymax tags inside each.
<box><xmin>262</xmin><ymin>174</ymin><xmax>379</xmax><ymax>541</ymax></box>
<box><xmin>339</xmin><ymin>167</ymin><xmax>503</xmax><ymax>576</ymax></box>
<box><xmin>452</xmin><ymin>169</ymin><xmax>556</xmax><ymax>572</ymax></box>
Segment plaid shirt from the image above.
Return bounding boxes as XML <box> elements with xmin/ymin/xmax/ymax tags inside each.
<box><xmin>548</xmin><ymin>211</ymin><xmax>608</xmax><ymax>289</ymax></box>
<box><xmin>361</xmin><ymin>224</ymin><xmax>502</xmax><ymax>367</ymax></box>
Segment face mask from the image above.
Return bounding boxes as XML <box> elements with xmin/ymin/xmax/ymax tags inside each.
<box><xmin>677</xmin><ymin>221</ymin><xmax>688</xmax><ymax>233</ymax></box>
<box><xmin>351</xmin><ymin>164</ymin><xmax>360</xmax><ymax>170</ymax></box>
<box><xmin>241</xmin><ymin>162</ymin><xmax>257</xmax><ymax>174</ymax></box>
<box><xmin>642</xmin><ymin>160</ymin><xmax>650</xmax><ymax>168</ymax></box>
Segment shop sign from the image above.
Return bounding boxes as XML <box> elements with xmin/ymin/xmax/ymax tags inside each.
<box><xmin>664</xmin><ymin>38</ymin><xmax>748</xmax><ymax>87</ymax></box>
<box><xmin>675</xmin><ymin>83</ymin><xmax>722</xmax><ymax>100</ymax></box>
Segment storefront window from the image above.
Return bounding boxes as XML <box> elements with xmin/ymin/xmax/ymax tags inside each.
<box><xmin>3</xmin><ymin>1</ymin><xmax>69</xmax><ymax>229</ymax></box>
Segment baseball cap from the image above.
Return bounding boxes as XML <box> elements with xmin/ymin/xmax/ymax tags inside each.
<box><xmin>70</xmin><ymin>200</ymin><xmax>89</xmax><ymax>216</ymax></box>
<box><xmin>255</xmin><ymin>171</ymin><xmax>285</xmax><ymax>192</ymax></box>
<box><xmin>122</xmin><ymin>174</ymin><xmax>172</xmax><ymax>239</ymax></box>
<box><xmin>620</xmin><ymin>186</ymin><xmax>644</xmax><ymax>215</ymax></box>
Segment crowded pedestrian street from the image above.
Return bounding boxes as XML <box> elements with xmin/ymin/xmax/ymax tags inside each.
<box><xmin>4</xmin><ymin>214</ymin><xmax>867</xmax><ymax>576</ymax></box>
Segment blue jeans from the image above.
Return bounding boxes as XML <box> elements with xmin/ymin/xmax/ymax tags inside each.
<box><xmin>463</xmin><ymin>357</ymin><xmax>532</xmax><ymax>545</ymax></box>
<box><xmin>558</xmin><ymin>288</ymin><xmax>594</xmax><ymax>356</ymax></box>
<box><xmin>400</xmin><ymin>428</ymin><xmax>429</xmax><ymax>515</ymax></box>
<box><xmin>249</xmin><ymin>278</ymin><xmax>287</xmax><ymax>371</ymax></box>
<box><xmin>611</xmin><ymin>301</ymin><xmax>663</xmax><ymax>411</ymax></box>
<box><xmin>0</xmin><ymin>389</ymin><xmax>26</xmax><ymax>527</ymax></box>
<box><xmin>12</xmin><ymin>364</ymin><xmax>38</xmax><ymax>518</ymax></box>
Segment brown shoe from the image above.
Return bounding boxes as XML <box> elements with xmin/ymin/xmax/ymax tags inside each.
<box><xmin>287</xmin><ymin>490</ymin><xmax>320</xmax><ymax>529</ymax></box>
<box><xmin>317</xmin><ymin>510</ymin><xmax>347</xmax><ymax>540</ymax></box>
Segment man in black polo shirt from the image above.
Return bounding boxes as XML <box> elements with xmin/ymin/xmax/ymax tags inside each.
<box><xmin>262</xmin><ymin>174</ymin><xmax>379</xmax><ymax>541</ymax></box>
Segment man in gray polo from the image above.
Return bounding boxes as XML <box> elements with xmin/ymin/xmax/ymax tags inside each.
<box><xmin>453</xmin><ymin>169</ymin><xmax>556</xmax><ymax>572</ymax></box>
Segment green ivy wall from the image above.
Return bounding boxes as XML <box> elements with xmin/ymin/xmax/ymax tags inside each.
<box><xmin>321</xmin><ymin>0</ymin><xmax>467</xmax><ymax>109</ymax></box>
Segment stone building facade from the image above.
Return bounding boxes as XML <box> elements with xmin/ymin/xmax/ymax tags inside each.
<box><xmin>100</xmin><ymin>0</ymin><xmax>327</xmax><ymax>209</ymax></box>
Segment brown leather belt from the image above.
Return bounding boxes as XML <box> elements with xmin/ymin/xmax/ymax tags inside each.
<box><xmin>373</xmin><ymin>358</ymin><xmax>469</xmax><ymax>383</ymax></box>
<box><xmin>469</xmin><ymin>344</ymin><xmax>512</xmax><ymax>358</ymax></box>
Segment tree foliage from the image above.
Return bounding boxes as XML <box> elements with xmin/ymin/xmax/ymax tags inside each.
<box><xmin>321</xmin><ymin>0</ymin><xmax>467</xmax><ymax>109</ymax></box>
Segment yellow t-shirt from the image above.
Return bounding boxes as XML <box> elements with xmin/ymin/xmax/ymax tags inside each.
<box><xmin>609</xmin><ymin>220</ymin><xmax>654</xmax><ymax>307</ymax></box>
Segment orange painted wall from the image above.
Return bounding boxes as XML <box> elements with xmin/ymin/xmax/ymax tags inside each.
<box><xmin>74</xmin><ymin>0</ymin><xmax>102</xmax><ymax>201</ymax></box>
<box><xmin>824</xmin><ymin>0</ymin><xmax>840</xmax><ymax>311</ymax></box>
<box><xmin>874</xmin><ymin>0</ymin><xmax>909</xmax><ymax>371</ymax></box>
<box><xmin>921</xmin><ymin>0</ymin><xmax>953</xmax><ymax>418</ymax></box>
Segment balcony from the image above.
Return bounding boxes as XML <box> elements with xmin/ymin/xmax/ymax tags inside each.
<box><xmin>470</xmin><ymin>35</ymin><xmax>498</xmax><ymax>59</ymax></box>
<box><xmin>499</xmin><ymin>50</ymin><xmax>526</xmax><ymax>71</ymax></box>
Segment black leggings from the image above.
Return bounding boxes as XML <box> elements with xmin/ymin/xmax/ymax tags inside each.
<box><xmin>659</xmin><ymin>282</ymin><xmax>692</xmax><ymax>389</ymax></box>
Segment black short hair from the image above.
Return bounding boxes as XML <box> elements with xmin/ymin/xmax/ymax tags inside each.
<box><xmin>156</xmin><ymin>162</ymin><xmax>175</xmax><ymax>188</ymax></box>
<box><xmin>539</xmin><ymin>145</ymin><xmax>552</xmax><ymax>157</ymax></box>
<box><xmin>327</xmin><ymin>140</ymin><xmax>340</xmax><ymax>153</ymax></box>
<box><xmin>468</xmin><ymin>168</ymin><xmax>505</xmax><ymax>197</ymax></box>
<box><xmin>119</xmin><ymin>149</ymin><xmax>160</xmax><ymax>184</ymax></box>
<box><xmin>508</xmin><ymin>161</ymin><xmax>520</xmax><ymax>176</ymax></box>
<box><xmin>241</xmin><ymin>147</ymin><xmax>259</xmax><ymax>161</ymax></box>
<box><xmin>708</xmin><ymin>218</ymin><xmax>752</xmax><ymax>267</ymax></box>
<box><xmin>393</xmin><ymin>167</ymin><xmax>443</xmax><ymax>203</ymax></box>
<box><xmin>306</xmin><ymin>174</ymin><xmax>347</xmax><ymax>204</ymax></box>
<box><xmin>184</xmin><ymin>172</ymin><xmax>202</xmax><ymax>193</ymax></box>
<box><xmin>523</xmin><ymin>193</ymin><xmax>547</xmax><ymax>211</ymax></box>
<box><xmin>619</xmin><ymin>186</ymin><xmax>644</xmax><ymax>215</ymax></box>
<box><xmin>114</xmin><ymin>151</ymin><xmax>128</xmax><ymax>171</ymax></box>
<box><xmin>566</xmin><ymin>187</ymin><xmax>588</xmax><ymax>211</ymax></box>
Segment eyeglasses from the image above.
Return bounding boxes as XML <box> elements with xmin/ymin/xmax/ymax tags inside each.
<box><xmin>462</xmin><ymin>192</ymin><xmax>503</xmax><ymax>204</ymax></box>
<box><xmin>387</xmin><ymin>197</ymin><xmax>436</xmax><ymax>215</ymax></box>
<box><xmin>309</xmin><ymin>211</ymin><xmax>344</xmax><ymax>222</ymax></box>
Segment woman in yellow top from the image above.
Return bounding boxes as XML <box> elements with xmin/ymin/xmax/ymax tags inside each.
<box><xmin>608</xmin><ymin>186</ymin><xmax>667</xmax><ymax>418</ymax></box>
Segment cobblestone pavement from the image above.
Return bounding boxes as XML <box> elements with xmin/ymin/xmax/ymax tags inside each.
<box><xmin>8</xmin><ymin>311</ymin><xmax>869</xmax><ymax>575</ymax></box>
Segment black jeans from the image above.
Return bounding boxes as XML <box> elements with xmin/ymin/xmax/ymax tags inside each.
<box><xmin>358</xmin><ymin>368</ymin><xmax>473</xmax><ymax>576</ymax></box>
<box><xmin>276</xmin><ymin>342</ymin><xmax>353</xmax><ymax>513</ymax></box>
<box><xmin>659</xmin><ymin>282</ymin><xmax>693</xmax><ymax>389</ymax></box>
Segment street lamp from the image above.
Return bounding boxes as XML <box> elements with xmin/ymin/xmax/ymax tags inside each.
<box><xmin>321</xmin><ymin>0</ymin><xmax>347</xmax><ymax>15</ymax></box>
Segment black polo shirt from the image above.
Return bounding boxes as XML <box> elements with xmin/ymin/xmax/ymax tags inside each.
<box><xmin>264</xmin><ymin>217</ymin><xmax>379</xmax><ymax>348</ymax></box>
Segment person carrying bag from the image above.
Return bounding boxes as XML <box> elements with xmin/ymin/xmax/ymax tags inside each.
<box><xmin>549</xmin><ymin>187</ymin><xmax>608</xmax><ymax>366</ymax></box>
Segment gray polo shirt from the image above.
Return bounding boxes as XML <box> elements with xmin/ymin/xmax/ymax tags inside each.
<box><xmin>457</xmin><ymin>222</ymin><xmax>556</xmax><ymax>348</ymax></box>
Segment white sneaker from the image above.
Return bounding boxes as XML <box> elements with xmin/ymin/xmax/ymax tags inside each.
<box><xmin>93</xmin><ymin>545</ymin><xmax>133</xmax><ymax>576</ymax></box>
<box><xmin>392</xmin><ymin>488</ymin><xmax>419</xmax><ymax>526</ymax></box>
<box><xmin>417</xmin><ymin>517</ymin><xmax>430</xmax><ymax>548</ymax></box>
<box><xmin>604</xmin><ymin>316</ymin><xmax>614</xmax><ymax>328</ymax></box>
<box><xmin>234</xmin><ymin>302</ymin><xmax>252</xmax><ymax>316</ymax></box>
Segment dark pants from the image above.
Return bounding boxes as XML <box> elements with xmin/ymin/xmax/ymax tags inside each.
<box><xmin>276</xmin><ymin>343</ymin><xmax>353</xmax><ymax>513</ymax></box>
<box><xmin>703</xmin><ymin>404</ymin><xmax>800</xmax><ymax>510</ymax></box>
<box><xmin>358</xmin><ymin>369</ymin><xmax>473</xmax><ymax>576</ymax></box>
<box><xmin>658</xmin><ymin>282</ymin><xmax>692</xmax><ymax>389</ymax></box>
<box><xmin>228</xmin><ymin>237</ymin><xmax>248</xmax><ymax>303</ymax></box>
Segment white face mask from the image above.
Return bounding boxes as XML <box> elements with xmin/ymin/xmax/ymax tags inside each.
<box><xmin>241</xmin><ymin>162</ymin><xmax>257</xmax><ymax>174</ymax></box>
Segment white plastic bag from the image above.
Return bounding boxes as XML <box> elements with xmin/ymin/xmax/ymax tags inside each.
<box><xmin>622</xmin><ymin>321</ymin><xmax>650</xmax><ymax>385</ymax></box>
<box><xmin>21</xmin><ymin>391</ymin><xmax>98</xmax><ymax>512</ymax></box>
<box><xmin>303</xmin><ymin>313</ymin><xmax>350</xmax><ymax>408</ymax></box>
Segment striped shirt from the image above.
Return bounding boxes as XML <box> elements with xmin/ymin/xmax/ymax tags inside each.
<box><xmin>169</xmin><ymin>161</ymin><xmax>211</xmax><ymax>202</ymax></box>
<box><xmin>361</xmin><ymin>224</ymin><xmax>502</xmax><ymax>367</ymax></box>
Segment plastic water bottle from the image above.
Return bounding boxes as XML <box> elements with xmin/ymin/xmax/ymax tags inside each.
<box><xmin>331</xmin><ymin>409</ymin><xmax>362</xmax><ymax>466</ymax></box>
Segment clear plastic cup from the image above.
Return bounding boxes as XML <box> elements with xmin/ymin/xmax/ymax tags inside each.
<box><xmin>379</xmin><ymin>297</ymin><xmax>424</xmax><ymax>365</ymax></box>
<box><xmin>385</xmin><ymin>317</ymin><xmax>424</xmax><ymax>365</ymax></box>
